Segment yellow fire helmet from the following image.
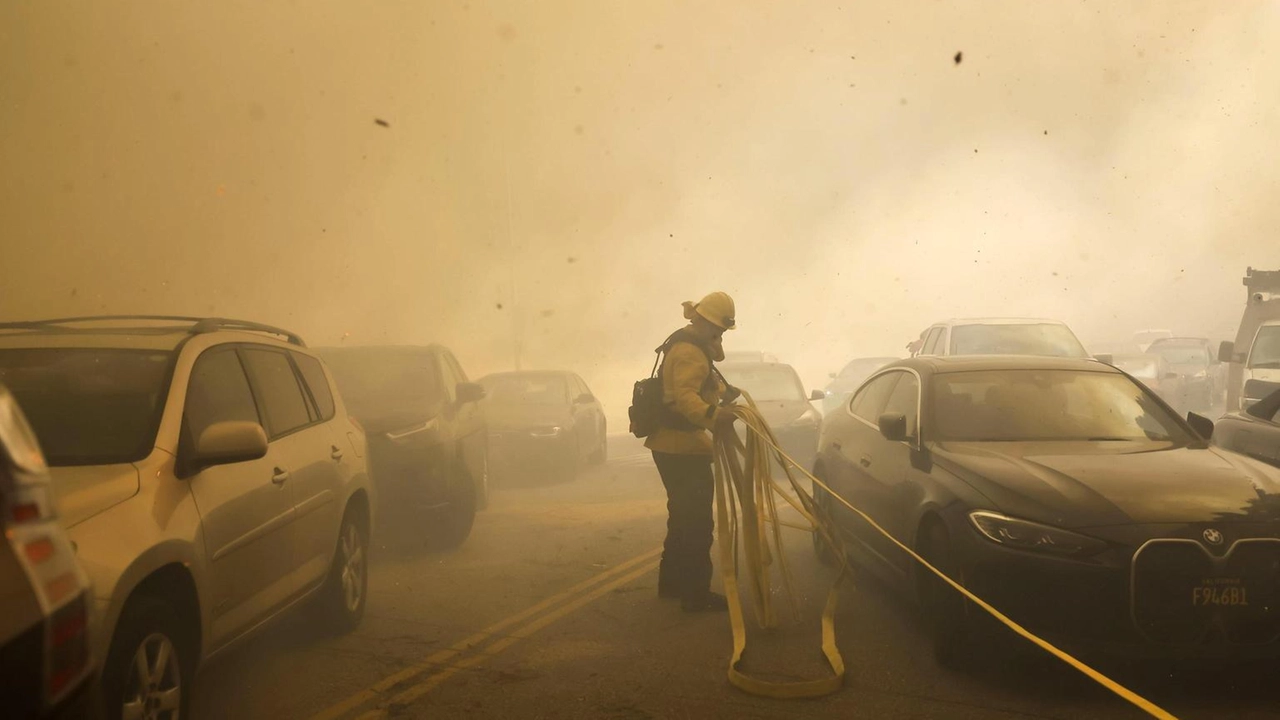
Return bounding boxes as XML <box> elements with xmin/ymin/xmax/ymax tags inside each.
<box><xmin>683</xmin><ymin>291</ymin><xmax>736</xmax><ymax>330</ymax></box>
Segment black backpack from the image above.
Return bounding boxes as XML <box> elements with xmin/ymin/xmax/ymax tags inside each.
<box><xmin>628</xmin><ymin>331</ymin><xmax>725</xmax><ymax>438</ymax></box>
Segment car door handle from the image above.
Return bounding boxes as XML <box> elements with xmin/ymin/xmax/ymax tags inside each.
<box><xmin>859</xmin><ymin>455</ymin><xmax>872</xmax><ymax>468</ymax></box>
<box><xmin>271</xmin><ymin>468</ymin><xmax>291</xmax><ymax>485</ymax></box>
<box><xmin>330</xmin><ymin>445</ymin><xmax>344</xmax><ymax>461</ymax></box>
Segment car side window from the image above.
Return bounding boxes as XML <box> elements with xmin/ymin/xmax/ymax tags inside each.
<box><xmin>437</xmin><ymin>353</ymin><xmax>458</xmax><ymax>404</ymax></box>
<box><xmin>576</xmin><ymin>376</ymin><xmax>592</xmax><ymax>400</ymax></box>
<box><xmin>881</xmin><ymin>372</ymin><xmax>920</xmax><ymax>436</ymax></box>
<box><xmin>184</xmin><ymin>348</ymin><xmax>261</xmax><ymax>447</ymax></box>
<box><xmin>921</xmin><ymin>328</ymin><xmax>943</xmax><ymax>356</ymax></box>
<box><xmin>241</xmin><ymin>347</ymin><xmax>312</xmax><ymax>438</ymax></box>
<box><xmin>293</xmin><ymin>352</ymin><xmax>335</xmax><ymax>421</ymax></box>
<box><xmin>850</xmin><ymin>372</ymin><xmax>901</xmax><ymax>422</ymax></box>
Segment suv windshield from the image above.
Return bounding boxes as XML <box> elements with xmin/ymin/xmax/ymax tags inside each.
<box><xmin>1249</xmin><ymin>326</ymin><xmax>1280</xmax><ymax>369</ymax></box>
<box><xmin>0</xmin><ymin>349</ymin><xmax>173</xmax><ymax>466</ymax></box>
<box><xmin>480</xmin><ymin>375</ymin><xmax>567</xmax><ymax>405</ymax></box>
<box><xmin>320</xmin><ymin>351</ymin><xmax>444</xmax><ymax>421</ymax></box>
<box><xmin>721</xmin><ymin>365</ymin><xmax>806</xmax><ymax>402</ymax></box>
<box><xmin>949</xmin><ymin>324</ymin><xmax>1088</xmax><ymax>358</ymax></box>
<box><xmin>932</xmin><ymin>370</ymin><xmax>1192</xmax><ymax>443</ymax></box>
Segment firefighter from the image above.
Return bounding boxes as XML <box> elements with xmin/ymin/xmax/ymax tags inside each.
<box><xmin>646</xmin><ymin>291</ymin><xmax>739</xmax><ymax>612</ymax></box>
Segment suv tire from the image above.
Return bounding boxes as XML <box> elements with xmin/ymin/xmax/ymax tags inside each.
<box><xmin>321</xmin><ymin>505</ymin><xmax>369</xmax><ymax>632</ymax></box>
<box><xmin>427</xmin><ymin>470</ymin><xmax>477</xmax><ymax>550</ymax></box>
<box><xmin>102</xmin><ymin>595</ymin><xmax>194</xmax><ymax>720</ymax></box>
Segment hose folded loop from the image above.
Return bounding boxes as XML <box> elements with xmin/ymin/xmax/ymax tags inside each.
<box><xmin>712</xmin><ymin>394</ymin><xmax>1179</xmax><ymax>719</ymax></box>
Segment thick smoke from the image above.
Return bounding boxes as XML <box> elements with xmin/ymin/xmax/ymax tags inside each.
<box><xmin>2</xmin><ymin>0</ymin><xmax>1277</xmax><ymax>423</ymax></box>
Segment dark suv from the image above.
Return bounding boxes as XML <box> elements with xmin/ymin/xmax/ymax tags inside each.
<box><xmin>317</xmin><ymin>345</ymin><xmax>488</xmax><ymax>549</ymax></box>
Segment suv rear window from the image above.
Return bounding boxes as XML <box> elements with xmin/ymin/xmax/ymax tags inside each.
<box><xmin>0</xmin><ymin>348</ymin><xmax>173</xmax><ymax>466</ymax></box>
<box><xmin>950</xmin><ymin>323</ymin><xmax>1088</xmax><ymax>358</ymax></box>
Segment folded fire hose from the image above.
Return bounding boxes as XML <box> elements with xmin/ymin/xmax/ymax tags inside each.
<box><xmin>710</xmin><ymin>394</ymin><xmax>1178</xmax><ymax>719</ymax></box>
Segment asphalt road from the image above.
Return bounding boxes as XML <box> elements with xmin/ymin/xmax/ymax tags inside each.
<box><xmin>192</xmin><ymin>435</ymin><xmax>1279</xmax><ymax>720</ymax></box>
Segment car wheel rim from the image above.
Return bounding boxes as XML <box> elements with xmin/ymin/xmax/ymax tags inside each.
<box><xmin>121</xmin><ymin>632</ymin><xmax>182</xmax><ymax>720</ymax></box>
<box><xmin>340</xmin><ymin>522</ymin><xmax>365</xmax><ymax>613</ymax></box>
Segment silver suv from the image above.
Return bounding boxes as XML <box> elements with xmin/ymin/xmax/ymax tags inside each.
<box><xmin>0</xmin><ymin>316</ymin><xmax>374</xmax><ymax>720</ymax></box>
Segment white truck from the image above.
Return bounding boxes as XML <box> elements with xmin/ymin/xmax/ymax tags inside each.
<box><xmin>1219</xmin><ymin>267</ymin><xmax>1280</xmax><ymax>410</ymax></box>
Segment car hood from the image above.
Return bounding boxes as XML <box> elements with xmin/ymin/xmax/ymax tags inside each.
<box><xmin>750</xmin><ymin>399</ymin><xmax>815</xmax><ymax>427</ymax></box>
<box><xmin>50</xmin><ymin>463</ymin><xmax>140</xmax><ymax>529</ymax></box>
<box><xmin>484</xmin><ymin>403</ymin><xmax>569</xmax><ymax>431</ymax></box>
<box><xmin>932</xmin><ymin>441</ymin><xmax>1280</xmax><ymax>529</ymax></box>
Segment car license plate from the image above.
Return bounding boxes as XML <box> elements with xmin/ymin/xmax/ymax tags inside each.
<box><xmin>1191</xmin><ymin>578</ymin><xmax>1250</xmax><ymax>607</ymax></box>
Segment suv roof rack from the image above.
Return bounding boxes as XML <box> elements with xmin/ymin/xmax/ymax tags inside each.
<box><xmin>0</xmin><ymin>315</ymin><xmax>306</xmax><ymax>346</ymax></box>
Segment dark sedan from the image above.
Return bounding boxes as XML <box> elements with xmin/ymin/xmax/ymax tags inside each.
<box><xmin>1213</xmin><ymin>385</ymin><xmax>1280</xmax><ymax>468</ymax></box>
<box><xmin>812</xmin><ymin>355</ymin><xmax>1280</xmax><ymax>666</ymax></box>
<box><xmin>479</xmin><ymin>371</ymin><xmax>607</xmax><ymax>479</ymax></box>
<box><xmin>1148</xmin><ymin>337</ymin><xmax>1223</xmax><ymax>413</ymax></box>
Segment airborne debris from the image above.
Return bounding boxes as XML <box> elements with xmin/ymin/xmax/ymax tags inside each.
<box><xmin>374</xmin><ymin>118</ymin><xmax>390</xmax><ymax>128</ymax></box>
<box><xmin>954</xmin><ymin>51</ymin><xmax>963</xmax><ymax>65</ymax></box>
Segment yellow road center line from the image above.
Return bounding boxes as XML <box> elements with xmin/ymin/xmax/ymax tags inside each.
<box><xmin>308</xmin><ymin>546</ymin><xmax>662</xmax><ymax>720</ymax></box>
<box><xmin>355</xmin><ymin>559</ymin><xmax>662</xmax><ymax>719</ymax></box>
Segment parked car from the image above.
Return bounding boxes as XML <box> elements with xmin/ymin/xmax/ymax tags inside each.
<box><xmin>1147</xmin><ymin>337</ymin><xmax>1223</xmax><ymax>412</ymax></box>
<box><xmin>1212</xmin><ymin>385</ymin><xmax>1280</xmax><ymax>468</ymax></box>
<box><xmin>719</xmin><ymin>362</ymin><xmax>824</xmax><ymax>474</ymax></box>
<box><xmin>910</xmin><ymin>318</ymin><xmax>1090</xmax><ymax>359</ymax></box>
<box><xmin>0</xmin><ymin>316</ymin><xmax>373</xmax><ymax>720</ymax></box>
<box><xmin>317</xmin><ymin>344</ymin><xmax>487</xmax><ymax>548</ymax></box>
<box><xmin>822</xmin><ymin>357</ymin><xmax>899</xmax><ymax>416</ymax></box>
<box><xmin>812</xmin><ymin>355</ymin><xmax>1280</xmax><ymax>666</ymax></box>
<box><xmin>0</xmin><ymin>385</ymin><xmax>94</xmax><ymax>719</ymax></box>
<box><xmin>1131</xmin><ymin>328</ymin><xmax>1174</xmax><ymax>353</ymax></box>
<box><xmin>1220</xmin><ymin>267</ymin><xmax>1280</xmax><ymax>410</ymax></box>
<box><xmin>478</xmin><ymin>371</ymin><xmax>607</xmax><ymax>478</ymax></box>
<box><xmin>1110</xmin><ymin>353</ymin><xmax>1186</xmax><ymax>408</ymax></box>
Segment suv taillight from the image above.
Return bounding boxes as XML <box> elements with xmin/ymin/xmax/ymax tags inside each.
<box><xmin>47</xmin><ymin>594</ymin><xmax>89</xmax><ymax>700</ymax></box>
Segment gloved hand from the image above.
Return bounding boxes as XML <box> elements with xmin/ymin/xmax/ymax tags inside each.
<box><xmin>714</xmin><ymin>407</ymin><xmax>738</xmax><ymax>433</ymax></box>
<box><xmin>721</xmin><ymin>385</ymin><xmax>742</xmax><ymax>405</ymax></box>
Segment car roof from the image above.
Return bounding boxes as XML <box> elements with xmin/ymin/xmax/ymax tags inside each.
<box><xmin>0</xmin><ymin>316</ymin><xmax>305</xmax><ymax>351</ymax></box>
<box><xmin>480</xmin><ymin>370</ymin><xmax>573</xmax><ymax>379</ymax></box>
<box><xmin>720</xmin><ymin>361</ymin><xmax>799</xmax><ymax>371</ymax></box>
<box><xmin>889</xmin><ymin>355</ymin><xmax>1119</xmax><ymax>374</ymax></box>
<box><xmin>929</xmin><ymin>317</ymin><xmax>1072</xmax><ymax>328</ymax></box>
<box><xmin>1148</xmin><ymin>337</ymin><xmax>1210</xmax><ymax>346</ymax></box>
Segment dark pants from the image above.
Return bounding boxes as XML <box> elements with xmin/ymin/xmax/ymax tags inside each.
<box><xmin>652</xmin><ymin>452</ymin><xmax>714</xmax><ymax>601</ymax></box>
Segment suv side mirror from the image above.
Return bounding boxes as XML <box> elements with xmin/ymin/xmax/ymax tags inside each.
<box><xmin>457</xmin><ymin>382</ymin><xmax>486</xmax><ymax>405</ymax></box>
<box><xmin>1218</xmin><ymin>340</ymin><xmax>1235</xmax><ymax>364</ymax></box>
<box><xmin>193</xmin><ymin>421</ymin><xmax>268</xmax><ymax>469</ymax></box>
<box><xmin>1094</xmin><ymin>353</ymin><xmax>1113</xmax><ymax>365</ymax></box>
<box><xmin>575</xmin><ymin>392</ymin><xmax>595</xmax><ymax>404</ymax></box>
<box><xmin>809</xmin><ymin>389</ymin><xmax>826</xmax><ymax>402</ymax></box>
<box><xmin>878</xmin><ymin>412</ymin><xmax>908</xmax><ymax>442</ymax></box>
<box><xmin>1186</xmin><ymin>412</ymin><xmax>1214</xmax><ymax>440</ymax></box>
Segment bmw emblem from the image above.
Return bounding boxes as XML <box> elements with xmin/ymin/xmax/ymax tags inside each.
<box><xmin>1202</xmin><ymin>528</ymin><xmax>1225</xmax><ymax>546</ymax></box>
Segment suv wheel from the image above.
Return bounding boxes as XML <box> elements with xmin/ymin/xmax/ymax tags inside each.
<box><xmin>321</xmin><ymin>506</ymin><xmax>368</xmax><ymax>632</ymax></box>
<box><xmin>811</xmin><ymin>485</ymin><xmax>838</xmax><ymax>566</ymax></box>
<box><xmin>102</xmin><ymin>596</ymin><xmax>192</xmax><ymax>720</ymax></box>
<box><xmin>427</xmin><ymin>469</ymin><xmax>477</xmax><ymax>550</ymax></box>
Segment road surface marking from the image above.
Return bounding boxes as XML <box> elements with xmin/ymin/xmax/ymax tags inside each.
<box><xmin>308</xmin><ymin>546</ymin><xmax>661</xmax><ymax>720</ymax></box>
<box><xmin>354</xmin><ymin>557</ymin><xmax>662</xmax><ymax>719</ymax></box>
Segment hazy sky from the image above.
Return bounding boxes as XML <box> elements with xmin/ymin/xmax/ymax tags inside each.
<box><xmin>3</xmin><ymin>1</ymin><xmax>1277</xmax><ymax>420</ymax></box>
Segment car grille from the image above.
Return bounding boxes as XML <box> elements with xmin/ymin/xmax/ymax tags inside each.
<box><xmin>1132</xmin><ymin>539</ymin><xmax>1280</xmax><ymax>645</ymax></box>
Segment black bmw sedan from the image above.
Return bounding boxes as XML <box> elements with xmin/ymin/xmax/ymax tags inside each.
<box><xmin>812</xmin><ymin>355</ymin><xmax>1280</xmax><ymax>666</ymax></box>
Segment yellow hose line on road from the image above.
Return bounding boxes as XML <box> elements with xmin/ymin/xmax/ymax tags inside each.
<box><xmin>712</xmin><ymin>397</ymin><xmax>1179</xmax><ymax>720</ymax></box>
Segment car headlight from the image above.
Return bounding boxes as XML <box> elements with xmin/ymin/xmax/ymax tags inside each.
<box><xmin>1192</xmin><ymin>370</ymin><xmax>1207</xmax><ymax>379</ymax></box>
<box><xmin>795</xmin><ymin>410</ymin><xmax>820</xmax><ymax>428</ymax></box>
<box><xmin>529</xmin><ymin>426</ymin><xmax>563</xmax><ymax>438</ymax></box>
<box><xmin>968</xmin><ymin>511</ymin><xmax>1107</xmax><ymax>558</ymax></box>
